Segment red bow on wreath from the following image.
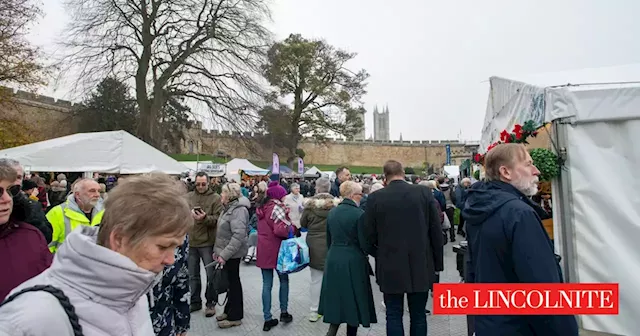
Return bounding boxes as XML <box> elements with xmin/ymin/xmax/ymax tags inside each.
<box><xmin>474</xmin><ymin>120</ymin><xmax>540</xmax><ymax>165</ymax></box>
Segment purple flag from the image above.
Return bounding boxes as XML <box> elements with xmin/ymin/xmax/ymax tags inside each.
<box><xmin>298</xmin><ymin>157</ymin><xmax>304</xmax><ymax>175</ymax></box>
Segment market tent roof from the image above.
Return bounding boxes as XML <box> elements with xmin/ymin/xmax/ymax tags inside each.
<box><xmin>267</xmin><ymin>163</ymin><xmax>293</xmax><ymax>174</ymax></box>
<box><xmin>303</xmin><ymin>166</ymin><xmax>321</xmax><ymax>177</ymax></box>
<box><xmin>481</xmin><ymin>63</ymin><xmax>640</xmax><ymax>151</ymax></box>
<box><xmin>224</xmin><ymin>158</ymin><xmax>268</xmax><ymax>176</ymax></box>
<box><xmin>0</xmin><ymin>130</ymin><xmax>188</xmax><ymax>174</ymax></box>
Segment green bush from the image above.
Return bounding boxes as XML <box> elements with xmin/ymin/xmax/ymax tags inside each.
<box><xmin>529</xmin><ymin>148</ymin><xmax>560</xmax><ymax>181</ymax></box>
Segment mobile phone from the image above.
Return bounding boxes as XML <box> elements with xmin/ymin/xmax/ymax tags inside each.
<box><xmin>193</xmin><ymin>206</ymin><xmax>203</xmax><ymax>213</ymax></box>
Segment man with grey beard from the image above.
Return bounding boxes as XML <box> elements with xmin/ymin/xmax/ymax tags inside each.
<box><xmin>46</xmin><ymin>178</ymin><xmax>105</xmax><ymax>253</ymax></box>
<box><xmin>462</xmin><ymin>143</ymin><xmax>577</xmax><ymax>336</ymax></box>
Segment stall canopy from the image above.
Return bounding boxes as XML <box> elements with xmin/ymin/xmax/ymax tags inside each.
<box><xmin>481</xmin><ymin>64</ymin><xmax>640</xmax><ymax>336</ymax></box>
<box><xmin>267</xmin><ymin>163</ymin><xmax>293</xmax><ymax>174</ymax></box>
<box><xmin>303</xmin><ymin>166</ymin><xmax>321</xmax><ymax>177</ymax></box>
<box><xmin>0</xmin><ymin>130</ymin><xmax>188</xmax><ymax>174</ymax></box>
<box><xmin>180</xmin><ymin>161</ymin><xmax>225</xmax><ymax>177</ymax></box>
<box><xmin>224</xmin><ymin>158</ymin><xmax>268</xmax><ymax>176</ymax></box>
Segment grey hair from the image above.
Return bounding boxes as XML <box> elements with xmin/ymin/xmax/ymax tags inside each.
<box><xmin>461</xmin><ymin>177</ymin><xmax>471</xmax><ymax>185</ymax></box>
<box><xmin>289</xmin><ymin>183</ymin><xmax>300</xmax><ymax>190</ymax></box>
<box><xmin>315</xmin><ymin>177</ymin><xmax>331</xmax><ymax>194</ymax></box>
<box><xmin>361</xmin><ymin>183</ymin><xmax>371</xmax><ymax>194</ymax></box>
<box><xmin>221</xmin><ymin>182</ymin><xmax>242</xmax><ymax>199</ymax></box>
<box><xmin>257</xmin><ymin>181</ymin><xmax>268</xmax><ymax>192</ymax></box>
<box><xmin>0</xmin><ymin>164</ymin><xmax>18</xmax><ymax>182</ymax></box>
<box><xmin>370</xmin><ymin>182</ymin><xmax>384</xmax><ymax>193</ymax></box>
<box><xmin>0</xmin><ymin>158</ymin><xmax>20</xmax><ymax>169</ymax></box>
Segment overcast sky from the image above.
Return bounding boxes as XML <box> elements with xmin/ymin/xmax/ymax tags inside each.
<box><xmin>28</xmin><ymin>0</ymin><xmax>640</xmax><ymax>141</ymax></box>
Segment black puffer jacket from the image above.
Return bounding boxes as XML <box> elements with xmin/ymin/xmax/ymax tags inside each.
<box><xmin>10</xmin><ymin>188</ymin><xmax>53</xmax><ymax>243</ymax></box>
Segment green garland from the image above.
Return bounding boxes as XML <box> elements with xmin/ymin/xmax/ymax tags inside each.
<box><xmin>529</xmin><ymin>148</ymin><xmax>560</xmax><ymax>181</ymax></box>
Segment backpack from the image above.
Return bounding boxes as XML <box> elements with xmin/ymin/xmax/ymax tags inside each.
<box><xmin>0</xmin><ymin>285</ymin><xmax>84</xmax><ymax>336</ymax></box>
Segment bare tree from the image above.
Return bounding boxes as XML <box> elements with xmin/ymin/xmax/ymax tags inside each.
<box><xmin>0</xmin><ymin>0</ymin><xmax>47</xmax><ymax>92</ymax></box>
<box><xmin>57</xmin><ymin>0</ymin><xmax>272</xmax><ymax>146</ymax></box>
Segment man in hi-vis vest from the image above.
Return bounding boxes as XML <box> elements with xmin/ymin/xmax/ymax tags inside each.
<box><xmin>47</xmin><ymin>178</ymin><xmax>104</xmax><ymax>253</ymax></box>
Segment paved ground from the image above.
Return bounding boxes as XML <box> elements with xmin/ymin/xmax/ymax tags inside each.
<box><xmin>190</xmin><ymin>234</ymin><xmax>468</xmax><ymax>336</ymax></box>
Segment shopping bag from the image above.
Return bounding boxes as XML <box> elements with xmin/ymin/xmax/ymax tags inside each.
<box><xmin>276</xmin><ymin>226</ymin><xmax>310</xmax><ymax>274</ymax></box>
<box><xmin>442</xmin><ymin>213</ymin><xmax>452</xmax><ymax>230</ymax></box>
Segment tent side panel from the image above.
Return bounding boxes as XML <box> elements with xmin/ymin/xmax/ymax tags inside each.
<box><xmin>565</xmin><ymin>120</ymin><xmax>640</xmax><ymax>336</ymax></box>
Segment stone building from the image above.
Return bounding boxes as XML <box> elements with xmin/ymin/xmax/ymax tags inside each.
<box><xmin>373</xmin><ymin>105</ymin><xmax>390</xmax><ymax>141</ymax></box>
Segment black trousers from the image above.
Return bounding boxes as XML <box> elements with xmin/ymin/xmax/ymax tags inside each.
<box><xmin>458</xmin><ymin>215</ymin><xmax>466</xmax><ymax>235</ymax></box>
<box><xmin>445</xmin><ymin>207</ymin><xmax>455</xmax><ymax>240</ymax></box>
<box><xmin>224</xmin><ymin>258</ymin><xmax>244</xmax><ymax>321</ymax></box>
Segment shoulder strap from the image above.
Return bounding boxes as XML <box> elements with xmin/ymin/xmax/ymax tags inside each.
<box><xmin>0</xmin><ymin>285</ymin><xmax>84</xmax><ymax>336</ymax></box>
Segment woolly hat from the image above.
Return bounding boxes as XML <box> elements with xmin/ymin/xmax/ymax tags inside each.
<box><xmin>22</xmin><ymin>180</ymin><xmax>38</xmax><ymax>191</ymax></box>
<box><xmin>266</xmin><ymin>180</ymin><xmax>287</xmax><ymax>200</ymax></box>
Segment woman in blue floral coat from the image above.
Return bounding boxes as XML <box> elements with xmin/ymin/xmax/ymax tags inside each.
<box><xmin>148</xmin><ymin>236</ymin><xmax>190</xmax><ymax>336</ymax></box>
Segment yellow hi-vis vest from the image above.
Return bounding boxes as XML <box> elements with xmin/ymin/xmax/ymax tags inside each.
<box><xmin>46</xmin><ymin>201</ymin><xmax>104</xmax><ymax>253</ymax></box>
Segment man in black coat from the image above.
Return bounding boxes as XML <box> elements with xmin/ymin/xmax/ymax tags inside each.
<box><xmin>463</xmin><ymin>143</ymin><xmax>578</xmax><ymax>336</ymax></box>
<box><xmin>363</xmin><ymin>160</ymin><xmax>444</xmax><ymax>336</ymax></box>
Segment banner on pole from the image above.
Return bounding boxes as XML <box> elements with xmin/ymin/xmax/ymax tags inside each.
<box><xmin>445</xmin><ymin>144</ymin><xmax>451</xmax><ymax>165</ymax></box>
<box><xmin>272</xmin><ymin>153</ymin><xmax>280</xmax><ymax>174</ymax></box>
<box><xmin>297</xmin><ymin>157</ymin><xmax>304</xmax><ymax>175</ymax></box>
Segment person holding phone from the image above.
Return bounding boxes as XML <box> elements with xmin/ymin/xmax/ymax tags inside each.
<box><xmin>187</xmin><ymin>171</ymin><xmax>224</xmax><ymax>317</ymax></box>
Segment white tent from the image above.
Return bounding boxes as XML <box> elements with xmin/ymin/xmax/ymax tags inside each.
<box><xmin>224</xmin><ymin>158</ymin><xmax>268</xmax><ymax>177</ymax></box>
<box><xmin>481</xmin><ymin>64</ymin><xmax>640</xmax><ymax>336</ymax></box>
<box><xmin>0</xmin><ymin>130</ymin><xmax>188</xmax><ymax>174</ymax></box>
<box><xmin>179</xmin><ymin>161</ymin><xmax>225</xmax><ymax>177</ymax></box>
<box><xmin>303</xmin><ymin>166</ymin><xmax>321</xmax><ymax>177</ymax></box>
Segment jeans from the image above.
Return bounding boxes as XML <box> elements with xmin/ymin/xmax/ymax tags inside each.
<box><xmin>188</xmin><ymin>246</ymin><xmax>216</xmax><ymax>307</ymax></box>
<box><xmin>223</xmin><ymin>258</ymin><xmax>243</xmax><ymax>321</ymax></box>
<box><xmin>261</xmin><ymin>268</ymin><xmax>289</xmax><ymax>321</ymax></box>
<box><xmin>384</xmin><ymin>292</ymin><xmax>429</xmax><ymax>336</ymax></box>
<box><xmin>309</xmin><ymin>267</ymin><xmax>323</xmax><ymax>313</ymax></box>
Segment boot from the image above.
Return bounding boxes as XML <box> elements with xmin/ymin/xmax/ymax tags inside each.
<box><xmin>325</xmin><ymin>324</ymin><xmax>339</xmax><ymax>336</ymax></box>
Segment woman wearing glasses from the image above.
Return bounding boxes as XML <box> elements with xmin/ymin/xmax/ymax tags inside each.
<box><xmin>0</xmin><ymin>162</ymin><xmax>52</xmax><ymax>300</ymax></box>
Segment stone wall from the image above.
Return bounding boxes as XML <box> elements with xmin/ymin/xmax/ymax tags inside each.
<box><xmin>0</xmin><ymin>88</ymin><xmax>77</xmax><ymax>142</ymax></box>
<box><xmin>1</xmin><ymin>89</ymin><xmax>480</xmax><ymax>168</ymax></box>
<box><xmin>182</xmin><ymin>128</ymin><xmax>478</xmax><ymax>168</ymax></box>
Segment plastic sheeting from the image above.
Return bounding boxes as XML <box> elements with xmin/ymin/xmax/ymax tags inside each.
<box><xmin>481</xmin><ymin>63</ymin><xmax>640</xmax><ymax>152</ymax></box>
<box><xmin>565</xmin><ymin>120</ymin><xmax>640</xmax><ymax>336</ymax></box>
<box><xmin>0</xmin><ymin>130</ymin><xmax>188</xmax><ymax>174</ymax></box>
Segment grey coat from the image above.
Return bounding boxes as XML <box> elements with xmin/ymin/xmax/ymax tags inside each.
<box><xmin>0</xmin><ymin>226</ymin><xmax>157</xmax><ymax>336</ymax></box>
<box><xmin>214</xmin><ymin>197</ymin><xmax>250</xmax><ymax>261</ymax></box>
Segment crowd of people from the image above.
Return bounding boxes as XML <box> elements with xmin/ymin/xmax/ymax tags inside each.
<box><xmin>0</xmin><ymin>143</ymin><xmax>578</xmax><ymax>336</ymax></box>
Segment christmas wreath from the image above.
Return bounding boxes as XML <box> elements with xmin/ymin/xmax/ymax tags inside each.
<box><xmin>474</xmin><ymin>120</ymin><xmax>539</xmax><ymax>164</ymax></box>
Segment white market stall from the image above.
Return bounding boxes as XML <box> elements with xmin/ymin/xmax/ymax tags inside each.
<box><xmin>180</xmin><ymin>161</ymin><xmax>225</xmax><ymax>177</ymax></box>
<box><xmin>303</xmin><ymin>166</ymin><xmax>322</xmax><ymax>178</ymax></box>
<box><xmin>481</xmin><ymin>64</ymin><xmax>640</xmax><ymax>336</ymax></box>
<box><xmin>224</xmin><ymin>158</ymin><xmax>269</xmax><ymax>181</ymax></box>
<box><xmin>0</xmin><ymin>130</ymin><xmax>188</xmax><ymax>174</ymax></box>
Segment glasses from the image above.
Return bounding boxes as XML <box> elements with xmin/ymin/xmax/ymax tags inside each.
<box><xmin>1</xmin><ymin>185</ymin><xmax>21</xmax><ymax>198</ymax></box>
<box><xmin>196</xmin><ymin>182</ymin><xmax>207</xmax><ymax>187</ymax></box>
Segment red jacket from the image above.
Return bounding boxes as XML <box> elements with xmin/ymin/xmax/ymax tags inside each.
<box><xmin>0</xmin><ymin>221</ymin><xmax>52</xmax><ymax>299</ymax></box>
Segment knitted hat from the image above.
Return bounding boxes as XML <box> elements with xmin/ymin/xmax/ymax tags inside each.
<box><xmin>21</xmin><ymin>180</ymin><xmax>38</xmax><ymax>191</ymax></box>
<box><xmin>266</xmin><ymin>180</ymin><xmax>287</xmax><ymax>200</ymax></box>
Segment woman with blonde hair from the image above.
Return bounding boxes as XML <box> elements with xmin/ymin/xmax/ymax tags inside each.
<box><xmin>319</xmin><ymin>181</ymin><xmax>376</xmax><ymax>336</ymax></box>
<box><xmin>212</xmin><ymin>183</ymin><xmax>250</xmax><ymax>329</ymax></box>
